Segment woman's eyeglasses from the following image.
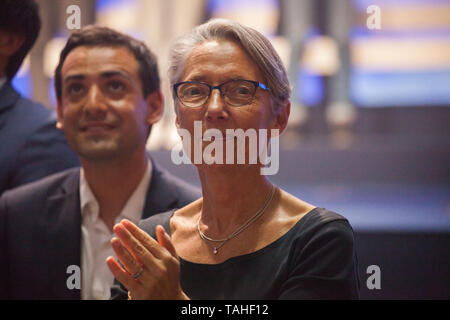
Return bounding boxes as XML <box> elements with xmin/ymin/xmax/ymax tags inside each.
<box><xmin>173</xmin><ymin>79</ymin><xmax>270</xmax><ymax>108</ymax></box>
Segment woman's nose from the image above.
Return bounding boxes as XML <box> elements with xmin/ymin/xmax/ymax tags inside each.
<box><xmin>205</xmin><ymin>89</ymin><xmax>228</xmax><ymax>122</ymax></box>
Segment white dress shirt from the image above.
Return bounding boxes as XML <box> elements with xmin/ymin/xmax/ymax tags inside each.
<box><xmin>79</xmin><ymin>160</ymin><xmax>152</xmax><ymax>300</ymax></box>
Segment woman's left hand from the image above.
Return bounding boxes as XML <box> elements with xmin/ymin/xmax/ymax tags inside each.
<box><xmin>106</xmin><ymin>219</ymin><xmax>189</xmax><ymax>300</ymax></box>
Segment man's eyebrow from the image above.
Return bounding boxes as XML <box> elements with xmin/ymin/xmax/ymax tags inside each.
<box><xmin>63</xmin><ymin>71</ymin><xmax>132</xmax><ymax>83</ymax></box>
<box><xmin>63</xmin><ymin>74</ymin><xmax>85</xmax><ymax>83</ymax></box>
<box><xmin>100</xmin><ymin>70</ymin><xmax>132</xmax><ymax>80</ymax></box>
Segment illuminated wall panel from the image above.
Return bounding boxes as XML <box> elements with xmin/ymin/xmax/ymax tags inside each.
<box><xmin>350</xmin><ymin>0</ymin><xmax>450</xmax><ymax>107</ymax></box>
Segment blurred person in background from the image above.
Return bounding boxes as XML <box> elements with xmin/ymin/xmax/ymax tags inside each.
<box><xmin>0</xmin><ymin>0</ymin><xmax>79</xmax><ymax>196</ymax></box>
<box><xmin>109</xmin><ymin>19</ymin><xmax>359</xmax><ymax>300</ymax></box>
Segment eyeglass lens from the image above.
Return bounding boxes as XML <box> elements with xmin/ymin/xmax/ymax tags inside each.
<box><xmin>177</xmin><ymin>80</ymin><xmax>257</xmax><ymax>107</ymax></box>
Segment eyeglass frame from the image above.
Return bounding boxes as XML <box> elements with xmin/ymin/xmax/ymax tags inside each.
<box><xmin>173</xmin><ymin>79</ymin><xmax>270</xmax><ymax>108</ymax></box>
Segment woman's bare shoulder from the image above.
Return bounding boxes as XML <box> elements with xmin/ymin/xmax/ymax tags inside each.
<box><xmin>258</xmin><ymin>188</ymin><xmax>316</xmax><ymax>241</ymax></box>
<box><xmin>277</xmin><ymin>188</ymin><xmax>316</xmax><ymax>220</ymax></box>
<box><xmin>170</xmin><ymin>198</ymin><xmax>203</xmax><ymax>232</ymax></box>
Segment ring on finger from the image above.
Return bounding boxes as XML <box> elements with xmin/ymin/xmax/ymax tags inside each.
<box><xmin>132</xmin><ymin>266</ymin><xmax>144</xmax><ymax>280</ymax></box>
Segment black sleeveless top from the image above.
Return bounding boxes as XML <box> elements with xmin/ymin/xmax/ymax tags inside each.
<box><xmin>138</xmin><ymin>207</ymin><xmax>360</xmax><ymax>300</ymax></box>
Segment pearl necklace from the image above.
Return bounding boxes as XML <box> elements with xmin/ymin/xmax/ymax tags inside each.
<box><xmin>197</xmin><ymin>185</ymin><xmax>276</xmax><ymax>254</ymax></box>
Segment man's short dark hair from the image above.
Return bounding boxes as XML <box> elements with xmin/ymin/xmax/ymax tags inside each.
<box><xmin>54</xmin><ymin>26</ymin><xmax>160</xmax><ymax>101</ymax></box>
<box><xmin>0</xmin><ymin>0</ymin><xmax>41</xmax><ymax>80</ymax></box>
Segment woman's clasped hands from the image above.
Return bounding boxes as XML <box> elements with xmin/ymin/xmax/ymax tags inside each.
<box><xmin>106</xmin><ymin>219</ymin><xmax>189</xmax><ymax>300</ymax></box>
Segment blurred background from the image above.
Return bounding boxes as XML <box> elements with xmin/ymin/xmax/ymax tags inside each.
<box><xmin>14</xmin><ymin>0</ymin><xmax>450</xmax><ymax>299</ymax></box>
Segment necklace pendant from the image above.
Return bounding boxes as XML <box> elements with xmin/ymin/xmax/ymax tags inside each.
<box><xmin>213</xmin><ymin>247</ymin><xmax>218</xmax><ymax>254</ymax></box>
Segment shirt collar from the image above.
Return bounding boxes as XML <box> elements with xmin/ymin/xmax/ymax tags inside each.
<box><xmin>80</xmin><ymin>169</ymin><xmax>98</xmax><ymax>223</ymax></box>
<box><xmin>79</xmin><ymin>160</ymin><xmax>153</xmax><ymax>225</ymax></box>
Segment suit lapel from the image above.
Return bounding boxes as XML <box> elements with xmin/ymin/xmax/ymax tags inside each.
<box><xmin>41</xmin><ymin>170</ymin><xmax>81</xmax><ymax>299</ymax></box>
<box><xmin>142</xmin><ymin>161</ymin><xmax>179</xmax><ymax>219</ymax></box>
<box><xmin>35</xmin><ymin>161</ymin><xmax>184</xmax><ymax>298</ymax></box>
<box><xmin>0</xmin><ymin>82</ymin><xmax>20</xmax><ymax>130</ymax></box>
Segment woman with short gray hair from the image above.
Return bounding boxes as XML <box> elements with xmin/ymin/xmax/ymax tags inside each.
<box><xmin>108</xmin><ymin>18</ymin><xmax>359</xmax><ymax>300</ymax></box>
<box><xmin>168</xmin><ymin>18</ymin><xmax>291</xmax><ymax>110</ymax></box>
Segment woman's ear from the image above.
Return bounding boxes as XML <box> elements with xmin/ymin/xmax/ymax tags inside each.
<box><xmin>270</xmin><ymin>100</ymin><xmax>290</xmax><ymax>137</ymax></box>
<box><xmin>175</xmin><ymin>115</ymin><xmax>180</xmax><ymax>129</ymax></box>
<box><xmin>145</xmin><ymin>90</ymin><xmax>164</xmax><ymax>125</ymax></box>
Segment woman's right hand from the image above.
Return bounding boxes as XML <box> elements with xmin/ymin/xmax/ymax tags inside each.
<box><xmin>106</xmin><ymin>219</ymin><xmax>189</xmax><ymax>300</ymax></box>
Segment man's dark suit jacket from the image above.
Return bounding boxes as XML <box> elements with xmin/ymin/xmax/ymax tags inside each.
<box><xmin>0</xmin><ymin>82</ymin><xmax>79</xmax><ymax>196</ymax></box>
<box><xmin>0</xmin><ymin>163</ymin><xmax>200</xmax><ymax>299</ymax></box>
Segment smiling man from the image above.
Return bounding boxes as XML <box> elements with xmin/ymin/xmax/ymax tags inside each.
<box><xmin>0</xmin><ymin>26</ymin><xmax>200</xmax><ymax>300</ymax></box>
